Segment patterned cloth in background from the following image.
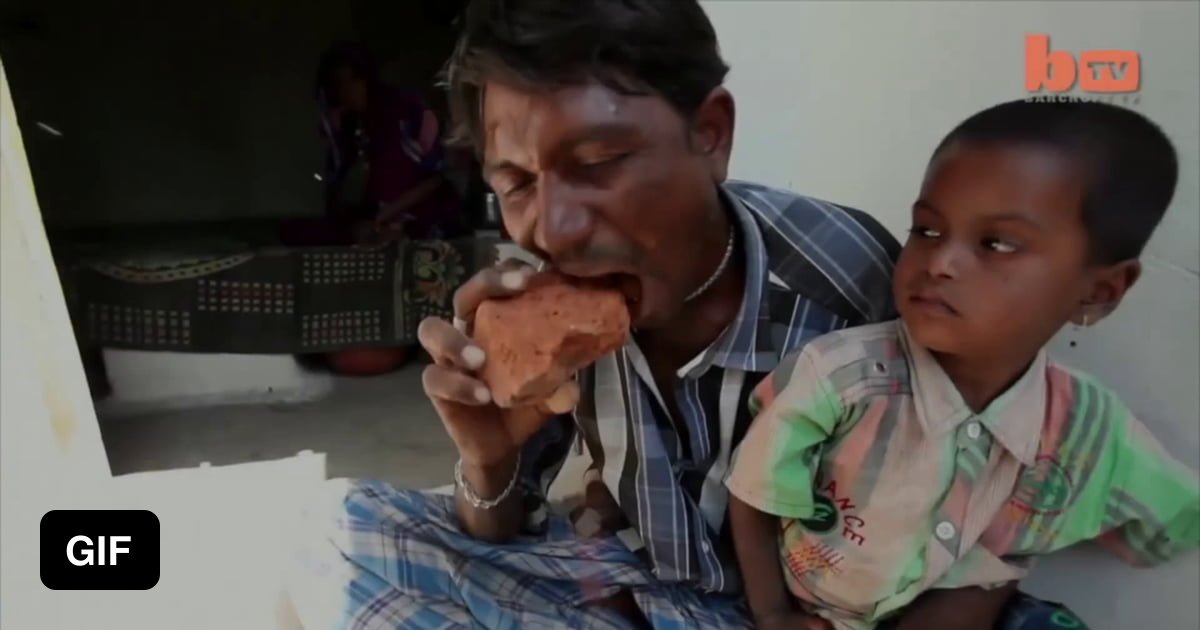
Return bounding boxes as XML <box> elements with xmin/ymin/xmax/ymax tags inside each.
<box><xmin>727</xmin><ymin>320</ymin><xmax>1200</xmax><ymax>630</ymax></box>
<box><xmin>58</xmin><ymin>233</ymin><xmax>490</xmax><ymax>354</ymax></box>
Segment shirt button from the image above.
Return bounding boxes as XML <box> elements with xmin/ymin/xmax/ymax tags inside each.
<box><xmin>700</xmin><ymin>541</ymin><xmax>711</xmax><ymax>552</ymax></box>
<box><xmin>966</xmin><ymin>422</ymin><xmax>982</xmax><ymax>440</ymax></box>
<box><xmin>936</xmin><ymin>521</ymin><xmax>956</xmax><ymax>541</ymax></box>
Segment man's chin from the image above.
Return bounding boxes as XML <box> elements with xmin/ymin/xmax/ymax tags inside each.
<box><xmin>628</xmin><ymin>309</ymin><xmax>661</xmax><ymax>331</ymax></box>
<box><xmin>626</xmin><ymin>300</ymin><xmax>679</xmax><ymax>332</ymax></box>
<box><xmin>622</xmin><ymin>280</ymin><xmax>675</xmax><ymax>331</ymax></box>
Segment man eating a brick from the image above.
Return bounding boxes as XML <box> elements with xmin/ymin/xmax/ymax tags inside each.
<box><xmin>282</xmin><ymin>2</ymin><xmax>1025</xmax><ymax>628</ymax></box>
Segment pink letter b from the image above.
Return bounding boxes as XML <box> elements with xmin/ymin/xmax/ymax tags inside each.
<box><xmin>1025</xmin><ymin>34</ymin><xmax>1076</xmax><ymax>92</ymax></box>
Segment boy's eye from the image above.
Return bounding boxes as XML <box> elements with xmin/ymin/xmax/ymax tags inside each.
<box><xmin>909</xmin><ymin>226</ymin><xmax>942</xmax><ymax>239</ymax></box>
<box><xmin>984</xmin><ymin>238</ymin><xmax>1019</xmax><ymax>254</ymax></box>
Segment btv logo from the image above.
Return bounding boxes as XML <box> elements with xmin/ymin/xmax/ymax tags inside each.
<box><xmin>41</xmin><ymin>510</ymin><xmax>160</xmax><ymax>590</ymax></box>
<box><xmin>1025</xmin><ymin>34</ymin><xmax>1141</xmax><ymax>93</ymax></box>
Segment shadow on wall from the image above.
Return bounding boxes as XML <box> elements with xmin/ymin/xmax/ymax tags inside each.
<box><xmin>0</xmin><ymin>0</ymin><xmax>466</xmax><ymax>229</ymax></box>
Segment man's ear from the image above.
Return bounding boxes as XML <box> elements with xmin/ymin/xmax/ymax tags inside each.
<box><xmin>1073</xmin><ymin>259</ymin><xmax>1141</xmax><ymax>326</ymax></box>
<box><xmin>689</xmin><ymin>87</ymin><xmax>735</xmax><ymax>182</ymax></box>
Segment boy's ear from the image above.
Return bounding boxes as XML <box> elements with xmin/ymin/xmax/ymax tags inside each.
<box><xmin>1074</xmin><ymin>259</ymin><xmax>1142</xmax><ymax>326</ymax></box>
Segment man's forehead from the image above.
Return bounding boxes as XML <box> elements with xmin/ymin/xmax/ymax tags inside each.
<box><xmin>484</xmin><ymin>81</ymin><xmax>629</xmax><ymax>126</ymax></box>
<box><xmin>482</xmin><ymin>81</ymin><xmax>652</xmax><ymax>160</ymax></box>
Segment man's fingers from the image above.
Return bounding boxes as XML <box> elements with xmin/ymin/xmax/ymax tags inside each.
<box><xmin>452</xmin><ymin>260</ymin><xmax>537</xmax><ymax>324</ymax></box>
<box><xmin>422</xmin><ymin>364</ymin><xmax>493</xmax><ymax>406</ymax></box>
<box><xmin>417</xmin><ymin>317</ymin><xmax>486</xmax><ymax>370</ymax></box>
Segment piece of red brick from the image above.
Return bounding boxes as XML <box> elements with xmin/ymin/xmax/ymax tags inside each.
<box><xmin>474</xmin><ymin>273</ymin><xmax>630</xmax><ymax>408</ymax></box>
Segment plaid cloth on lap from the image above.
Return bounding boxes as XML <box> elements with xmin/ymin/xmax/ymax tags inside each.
<box><xmin>286</xmin><ymin>481</ymin><xmax>751</xmax><ymax>629</ymax></box>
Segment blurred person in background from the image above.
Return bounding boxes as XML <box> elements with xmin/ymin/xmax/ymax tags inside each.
<box><xmin>283</xmin><ymin>41</ymin><xmax>467</xmax><ymax>247</ymax></box>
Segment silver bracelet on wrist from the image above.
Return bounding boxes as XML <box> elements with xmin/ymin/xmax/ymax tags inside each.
<box><xmin>454</xmin><ymin>452</ymin><xmax>522</xmax><ymax>510</ymax></box>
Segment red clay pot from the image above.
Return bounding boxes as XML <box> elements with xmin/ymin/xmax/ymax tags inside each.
<box><xmin>326</xmin><ymin>347</ymin><xmax>411</xmax><ymax>376</ymax></box>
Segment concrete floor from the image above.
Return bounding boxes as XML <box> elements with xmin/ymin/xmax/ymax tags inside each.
<box><xmin>98</xmin><ymin>363</ymin><xmax>459</xmax><ymax>489</ymax></box>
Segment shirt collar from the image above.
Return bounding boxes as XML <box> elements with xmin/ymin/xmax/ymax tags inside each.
<box><xmin>899</xmin><ymin>323</ymin><xmax>1043</xmax><ymax>466</ymax></box>
<box><xmin>674</xmin><ymin>186</ymin><xmax>776</xmax><ymax>379</ymax></box>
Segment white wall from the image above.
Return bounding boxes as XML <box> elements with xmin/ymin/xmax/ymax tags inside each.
<box><xmin>3</xmin><ymin>63</ymin><xmax>330</xmax><ymax>629</ymax></box>
<box><xmin>2</xmin><ymin>58</ymin><xmax>115</xmax><ymax>627</ymax></box>
<box><xmin>98</xmin><ymin>350</ymin><xmax>334</xmax><ymax>418</ymax></box>
<box><xmin>705</xmin><ymin>1</ymin><xmax>1200</xmax><ymax>627</ymax></box>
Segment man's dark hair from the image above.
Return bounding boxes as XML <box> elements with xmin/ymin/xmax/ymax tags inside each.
<box><xmin>934</xmin><ymin>99</ymin><xmax>1178</xmax><ymax>264</ymax></box>
<box><xmin>442</xmin><ymin>0</ymin><xmax>730</xmax><ymax>153</ymax></box>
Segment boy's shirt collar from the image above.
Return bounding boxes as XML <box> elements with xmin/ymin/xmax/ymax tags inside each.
<box><xmin>898</xmin><ymin>322</ymin><xmax>1043</xmax><ymax>466</ymax></box>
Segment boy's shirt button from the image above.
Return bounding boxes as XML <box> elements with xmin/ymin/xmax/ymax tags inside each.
<box><xmin>966</xmin><ymin>422</ymin><xmax>982</xmax><ymax>440</ymax></box>
<box><xmin>935</xmin><ymin>521</ymin><xmax>957</xmax><ymax>541</ymax></box>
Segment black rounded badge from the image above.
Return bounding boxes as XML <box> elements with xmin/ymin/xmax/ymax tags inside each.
<box><xmin>40</xmin><ymin>510</ymin><xmax>160</xmax><ymax>590</ymax></box>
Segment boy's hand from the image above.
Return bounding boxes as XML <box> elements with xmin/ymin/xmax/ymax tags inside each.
<box><xmin>729</xmin><ymin>495</ymin><xmax>831</xmax><ymax>629</ymax></box>
<box><xmin>758</xmin><ymin>611</ymin><xmax>833</xmax><ymax>630</ymax></box>
<box><xmin>894</xmin><ymin>583</ymin><xmax>1017</xmax><ymax>630</ymax></box>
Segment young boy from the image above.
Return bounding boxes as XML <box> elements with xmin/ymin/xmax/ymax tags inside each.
<box><xmin>725</xmin><ymin>100</ymin><xmax>1199</xmax><ymax>630</ymax></box>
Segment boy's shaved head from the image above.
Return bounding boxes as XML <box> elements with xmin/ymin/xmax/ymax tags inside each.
<box><xmin>934</xmin><ymin>100</ymin><xmax>1177</xmax><ymax>264</ymax></box>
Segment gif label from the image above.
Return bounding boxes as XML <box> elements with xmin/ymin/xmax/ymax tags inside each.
<box><xmin>41</xmin><ymin>510</ymin><xmax>160</xmax><ymax>590</ymax></box>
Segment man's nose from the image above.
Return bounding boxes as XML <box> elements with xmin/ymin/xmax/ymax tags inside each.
<box><xmin>532</xmin><ymin>176</ymin><xmax>595</xmax><ymax>260</ymax></box>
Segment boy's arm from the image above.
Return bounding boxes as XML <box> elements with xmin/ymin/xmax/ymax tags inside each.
<box><xmin>1093</xmin><ymin>417</ymin><xmax>1199</xmax><ymax>565</ymax></box>
<box><xmin>725</xmin><ymin>347</ymin><xmax>843</xmax><ymax>629</ymax></box>
<box><xmin>893</xmin><ymin>582</ymin><xmax>1017</xmax><ymax>630</ymax></box>
<box><xmin>729</xmin><ymin>495</ymin><xmax>831</xmax><ymax>630</ymax></box>
<box><xmin>1032</xmin><ymin>397</ymin><xmax>1199</xmax><ymax>565</ymax></box>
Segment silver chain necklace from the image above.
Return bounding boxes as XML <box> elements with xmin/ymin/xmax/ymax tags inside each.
<box><xmin>684</xmin><ymin>226</ymin><xmax>736</xmax><ymax>303</ymax></box>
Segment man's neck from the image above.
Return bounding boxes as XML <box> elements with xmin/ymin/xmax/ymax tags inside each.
<box><xmin>635</xmin><ymin>225</ymin><xmax>746</xmax><ymax>370</ymax></box>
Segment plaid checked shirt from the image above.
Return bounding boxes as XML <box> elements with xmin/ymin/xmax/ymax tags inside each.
<box><xmin>517</xmin><ymin>180</ymin><xmax>901</xmax><ymax>595</ymax></box>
